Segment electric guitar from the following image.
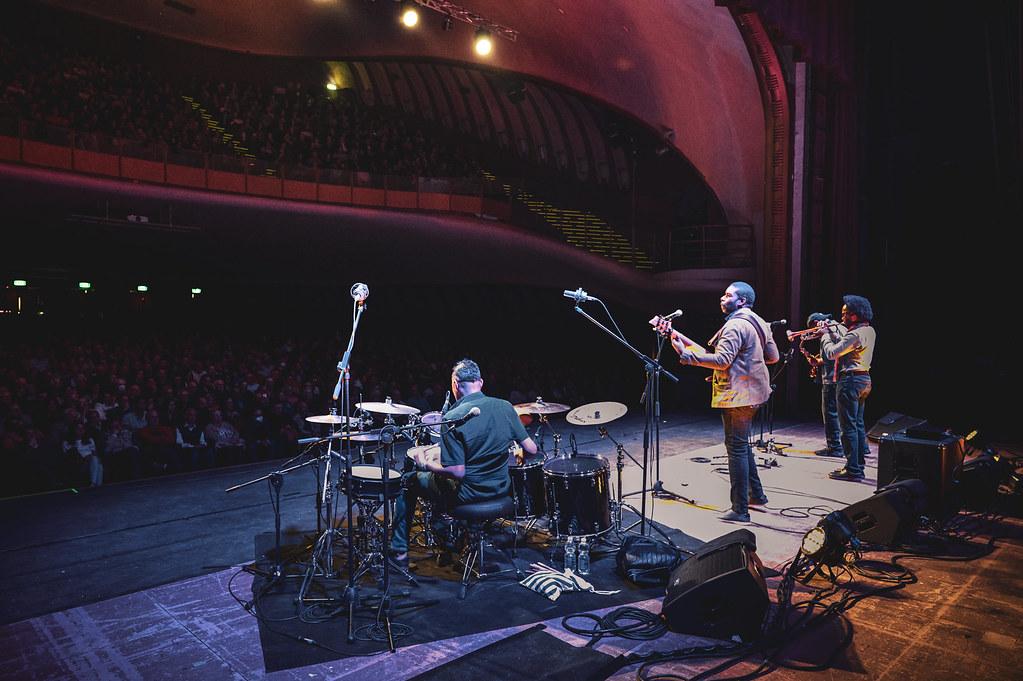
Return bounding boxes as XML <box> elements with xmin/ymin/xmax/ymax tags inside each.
<box><xmin>648</xmin><ymin>315</ymin><xmax>705</xmax><ymax>353</ymax></box>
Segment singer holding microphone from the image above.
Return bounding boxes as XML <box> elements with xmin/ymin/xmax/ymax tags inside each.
<box><xmin>657</xmin><ymin>282</ymin><xmax>780</xmax><ymax>523</ymax></box>
<box><xmin>391</xmin><ymin>358</ymin><xmax>537</xmax><ymax>568</ymax></box>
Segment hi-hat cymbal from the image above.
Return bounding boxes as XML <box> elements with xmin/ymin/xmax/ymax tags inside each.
<box><xmin>566</xmin><ymin>401</ymin><xmax>628</xmax><ymax>426</ymax></box>
<box><xmin>513</xmin><ymin>399</ymin><xmax>571</xmax><ymax>415</ymax></box>
<box><xmin>305</xmin><ymin>414</ymin><xmax>360</xmax><ymax>425</ymax></box>
<box><xmin>356</xmin><ymin>401</ymin><xmax>420</xmax><ymax>416</ymax></box>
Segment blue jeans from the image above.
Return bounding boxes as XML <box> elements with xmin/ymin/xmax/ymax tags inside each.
<box><xmin>390</xmin><ymin>471</ymin><xmax>459</xmax><ymax>554</ymax></box>
<box><xmin>836</xmin><ymin>374</ymin><xmax>872</xmax><ymax>475</ymax></box>
<box><xmin>821</xmin><ymin>383</ymin><xmax>843</xmax><ymax>452</ymax></box>
<box><xmin>722</xmin><ymin>404</ymin><xmax>764</xmax><ymax>515</ymax></box>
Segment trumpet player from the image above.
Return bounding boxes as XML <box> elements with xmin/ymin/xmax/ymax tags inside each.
<box><xmin>819</xmin><ymin>295</ymin><xmax>876</xmax><ymax>482</ymax></box>
<box><xmin>798</xmin><ymin>312</ymin><xmax>846</xmax><ymax>459</ymax></box>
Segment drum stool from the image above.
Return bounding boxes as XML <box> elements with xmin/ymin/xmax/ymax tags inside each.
<box><xmin>449</xmin><ymin>496</ymin><xmax>523</xmax><ymax>599</ymax></box>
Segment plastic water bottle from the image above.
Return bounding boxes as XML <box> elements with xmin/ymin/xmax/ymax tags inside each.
<box><xmin>577</xmin><ymin>537</ymin><xmax>590</xmax><ymax>575</ymax></box>
<box><xmin>563</xmin><ymin>538</ymin><xmax>577</xmax><ymax>572</ymax></box>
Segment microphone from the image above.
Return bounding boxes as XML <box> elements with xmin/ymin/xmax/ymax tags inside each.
<box><xmin>562</xmin><ymin>287</ymin><xmax>596</xmax><ymax>303</ymax></box>
<box><xmin>769</xmin><ymin>319</ymin><xmax>788</xmax><ymax>328</ymax></box>
<box><xmin>440</xmin><ymin>390</ymin><xmax>451</xmax><ymax>415</ymax></box>
<box><xmin>351</xmin><ymin>282</ymin><xmax>369</xmax><ymax>304</ymax></box>
<box><xmin>662</xmin><ymin>309</ymin><xmax>684</xmax><ymax>321</ymax></box>
<box><xmin>444</xmin><ymin>406</ymin><xmax>481</xmax><ymax>427</ymax></box>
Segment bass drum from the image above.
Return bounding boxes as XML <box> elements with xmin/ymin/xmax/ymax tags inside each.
<box><xmin>543</xmin><ymin>455</ymin><xmax>611</xmax><ymax>537</ymax></box>
<box><xmin>508</xmin><ymin>451</ymin><xmax>547</xmax><ymax>520</ymax></box>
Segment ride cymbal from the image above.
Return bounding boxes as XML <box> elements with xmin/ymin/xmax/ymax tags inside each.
<box><xmin>356</xmin><ymin>401</ymin><xmax>420</xmax><ymax>416</ymax></box>
<box><xmin>566</xmin><ymin>401</ymin><xmax>627</xmax><ymax>426</ymax></box>
<box><xmin>513</xmin><ymin>399</ymin><xmax>571</xmax><ymax>415</ymax></box>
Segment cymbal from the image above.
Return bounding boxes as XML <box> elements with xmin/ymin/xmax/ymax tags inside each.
<box><xmin>305</xmin><ymin>414</ymin><xmax>360</xmax><ymax>425</ymax></box>
<box><xmin>514</xmin><ymin>399</ymin><xmax>571</xmax><ymax>415</ymax></box>
<box><xmin>566</xmin><ymin>401</ymin><xmax>628</xmax><ymax>426</ymax></box>
<box><xmin>356</xmin><ymin>401</ymin><xmax>420</xmax><ymax>416</ymax></box>
<box><xmin>345</xmin><ymin>432</ymin><xmax>381</xmax><ymax>442</ymax></box>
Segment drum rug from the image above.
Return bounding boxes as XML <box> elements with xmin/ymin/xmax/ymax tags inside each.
<box><xmin>407</xmin><ymin>623</ymin><xmax>624</xmax><ymax>681</ymax></box>
<box><xmin>250</xmin><ymin>517</ymin><xmax>703</xmax><ymax>672</ymax></box>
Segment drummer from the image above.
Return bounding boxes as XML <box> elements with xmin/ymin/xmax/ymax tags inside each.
<box><xmin>391</xmin><ymin>358</ymin><xmax>537</xmax><ymax>568</ymax></box>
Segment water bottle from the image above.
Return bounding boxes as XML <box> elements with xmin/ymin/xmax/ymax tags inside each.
<box><xmin>563</xmin><ymin>538</ymin><xmax>577</xmax><ymax>572</ymax></box>
<box><xmin>577</xmin><ymin>537</ymin><xmax>590</xmax><ymax>576</ymax></box>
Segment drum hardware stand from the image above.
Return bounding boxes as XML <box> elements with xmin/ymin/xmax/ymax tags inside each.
<box><xmin>530</xmin><ymin>407</ymin><xmax>562</xmax><ymax>459</ymax></box>
<box><xmin>349</xmin><ymin>423</ymin><xmax>440</xmax><ymax>652</ymax></box>
<box><xmin>568</xmin><ymin>298</ymin><xmax>686</xmax><ymax>536</ymax></box>
<box><xmin>752</xmin><ymin>348</ymin><xmax>795</xmax><ymax>456</ymax></box>
<box><xmin>597</xmin><ymin>426</ymin><xmax>645</xmax><ymax>536</ymax></box>
<box><xmin>227</xmin><ymin>453</ymin><xmax>324</xmax><ymax>588</ymax></box>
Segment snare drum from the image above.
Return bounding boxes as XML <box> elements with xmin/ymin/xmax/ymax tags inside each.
<box><xmin>348</xmin><ymin>464</ymin><xmax>402</xmax><ymax>499</ymax></box>
<box><xmin>508</xmin><ymin>451</ymin><xmax>547</xmax><ymax>520</ymax></box>
<box><xmin>543</xmin><ymin>455</ymin><xmax>611</xmax><ymax>537</ymax></box>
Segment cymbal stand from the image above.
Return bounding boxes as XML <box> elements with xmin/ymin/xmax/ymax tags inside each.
<box><xmin>598</xmin><ymin>426</ymin><xmax>643</xmax><ymax>535</ymax></box>
<box><xmin>530</xmin><ymin>409</ymin><xmax>562</xmax><ymax>459</ymax></box>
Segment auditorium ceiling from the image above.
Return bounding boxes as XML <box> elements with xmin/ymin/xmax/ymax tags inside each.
<box><xmin>41</xmin><ymin>0</ymin><xmax>765</xmax><ymax>229</ymax></box>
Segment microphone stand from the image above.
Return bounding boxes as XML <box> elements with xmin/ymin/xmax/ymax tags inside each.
<box><xmin>570</xmin><ymin>301</ymin><xmax>683</xmax><ymax>537</ymax></box>
<box><xmin>752</xmin><ymin>347</ymin><xmax>794</xmax><ymax>456</ymax></box>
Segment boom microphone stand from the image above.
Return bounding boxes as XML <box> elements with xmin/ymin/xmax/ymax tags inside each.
<box><xmin>752</xmin><ymin>347</ymin><xmax>795</xmax><ymax>455</ymax></box>
<box><xmin>565</xmin><ymin>289</ymin><xmax>683</xmax><ymax>536</ymax></box>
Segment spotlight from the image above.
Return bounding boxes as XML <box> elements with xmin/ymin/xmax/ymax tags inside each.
<box><xmin>191</xmin><ymin>287</ymin><xmax>202</xmax><ymax>295</ymax></box>
<box><xmin>13</xmin><ymin>279</ymin><xmax>27</xmax><ymax>287</ymax></box>
<box><xmin>78</xmin><ymin>281</ymin><xmax>92</xmax><ymax>291</ymax></box>
<box><xmin>800</xmin><ymin>511</ymin><xmax>860</xmax><ymax>566</ymax></box>
<box><xmin>400</xmin><ymin>2</ymin><xmax>419</xmax><ymax>28</ymax></box>
<box><xmin>326</xmin><ymin>82</ymin><xmax>338</xmax><ymax>91</ymax></box>
<box><xmin>136</xmin><ymin>284</ymin><xmax>149</xmax><ymax>293</ymax></box>
<box><xmin>473</xmin><ymin>28</ymin><xmax>493</xmax><ymax>56</ymax></box>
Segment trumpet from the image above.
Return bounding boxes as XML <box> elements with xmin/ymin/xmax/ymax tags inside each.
<box><xmin>786</xmin><ymin>321</ymin><xmax>841</xmax><ymax>342</ymax></box>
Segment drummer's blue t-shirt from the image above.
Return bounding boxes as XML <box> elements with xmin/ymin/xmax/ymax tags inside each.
<box><xmin>441</xmin><ymin>391</ymin><xmax>529</xmax><ymax>502</ymax></box>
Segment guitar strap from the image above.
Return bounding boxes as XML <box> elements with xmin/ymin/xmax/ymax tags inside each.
<box><xmin>710</xmin><ymin>311</ymin><xmax>767</xmax><ymax>352</ymax></box>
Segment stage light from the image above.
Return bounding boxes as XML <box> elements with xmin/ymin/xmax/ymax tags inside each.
<box><xmin>191</xmin><ymin>287</ymin><xmax>202</xmax><ymax>295</ymax></box>
<box><xmin>78</xmin><ymin>281</ymin><xmax>92</xmax><ymax>290</ymax></box>
<box><xmin>136</xmin><ymin>284</ymin><xmax>148</xmax><ymax>293</ymax></box>
<box><xmin>800</xmin><ymin>511</ymin><xmax>860</xmax><ymax>566</ymax></box>
<box><xmin>442</xmin><ymin>15</ymin><xmax>454</xmax><ymax>31</ymax></box>
<box><xmin>473</xmin><ymin>28</ymin><xmax>493</xmax><ymax>56</ymax></box>
<box><xmin>326</xmin><ymin>82</ymin><xmax>338</xmax><ymax>91</ymax></box>
<box><xmin>400</xmin><ymin>3</ymin><xmax>419</xmax><ymax>28</ymax></box>
<box><xmin>13</xmin><ymin>279</ymin><xmax>27</xmax><ymax>287</ymax></box>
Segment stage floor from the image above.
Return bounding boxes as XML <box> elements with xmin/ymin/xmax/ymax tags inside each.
<box><xmin>1</xmin><ymin>413</ymin><xmax>1021</xmax><ymax>680</ymax></box>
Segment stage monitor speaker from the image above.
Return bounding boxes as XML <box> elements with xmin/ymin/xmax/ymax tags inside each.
<box><xmin>867</xmin><ymin>412</ymin><xmax>927</xmax><ymax>442</ymax></box>
<box><xmin>661</xmin><ymin>529</ymin><xmax>768</xmax><ymax>642</ymax></box>
<box><xmin>877</xmin><ymin>432</ymin><xmax>964</xmax><ymax>518</ymax></box>
<box><xmin>841</xmin><ymin>479</ymin><xmax>927</xmax><ymax>545</ymax></box>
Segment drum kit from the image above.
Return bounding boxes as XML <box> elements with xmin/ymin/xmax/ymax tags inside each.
<box><xmin>297</xmin><ymin>395</ymin><xmax>631</xmax><ymax>563</ymax></box>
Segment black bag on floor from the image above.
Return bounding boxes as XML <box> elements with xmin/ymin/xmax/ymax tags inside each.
<box><xmin>615</xmin><ymin>534</ymin><xmax>686</xmax><ymax>586</ymax></box>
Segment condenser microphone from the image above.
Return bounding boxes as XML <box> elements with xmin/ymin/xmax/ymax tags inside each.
<box><xmin>562</xmin><ymin>287</ymin><xmax>596</xmax><ymax>303</ymax></box>
<box><xmin>351</xmin><ymin>282</ymin><xmax>369</xmax><ymax>304</ymax></box>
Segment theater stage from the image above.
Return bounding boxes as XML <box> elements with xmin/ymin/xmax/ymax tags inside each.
<box><xmin>2</xmin><ymin>413</ymin><xmax>1021</xmax><ymax>680</ymax></box>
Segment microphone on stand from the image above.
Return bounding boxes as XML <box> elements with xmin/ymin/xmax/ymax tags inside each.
<box><xmin>444</xmin><ymin>406</ymin><xmax>480</xmax><ymax>428</ymax></box>
<box><xmin>440</xmin><ymin>390</ymin><xmax>451</xmax><ymax>415</ymax></box>
<box><xmin>769</xmin><ymin>319</ymin><xmax>788</xmax><ymax>328</ymax></box>
<box><xmin>562</xmin><ymin>287</ymin><xmax>597</xmax><ymax>303</ymax></box>
<box><xmin>351</xmin><ymin>282</ymin><xmax>369</xmax><ymax>305</ymax></box>
<box><xmin>661</xmin><ymin>309</ymin><xmax>684</xmax><ymax>321</ymax></box>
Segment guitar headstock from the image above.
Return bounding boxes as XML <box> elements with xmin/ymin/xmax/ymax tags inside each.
<box><xmin>648</xmin><ymin>315</ymin><xmax>673</xmax><ymax>338</ymax></box>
